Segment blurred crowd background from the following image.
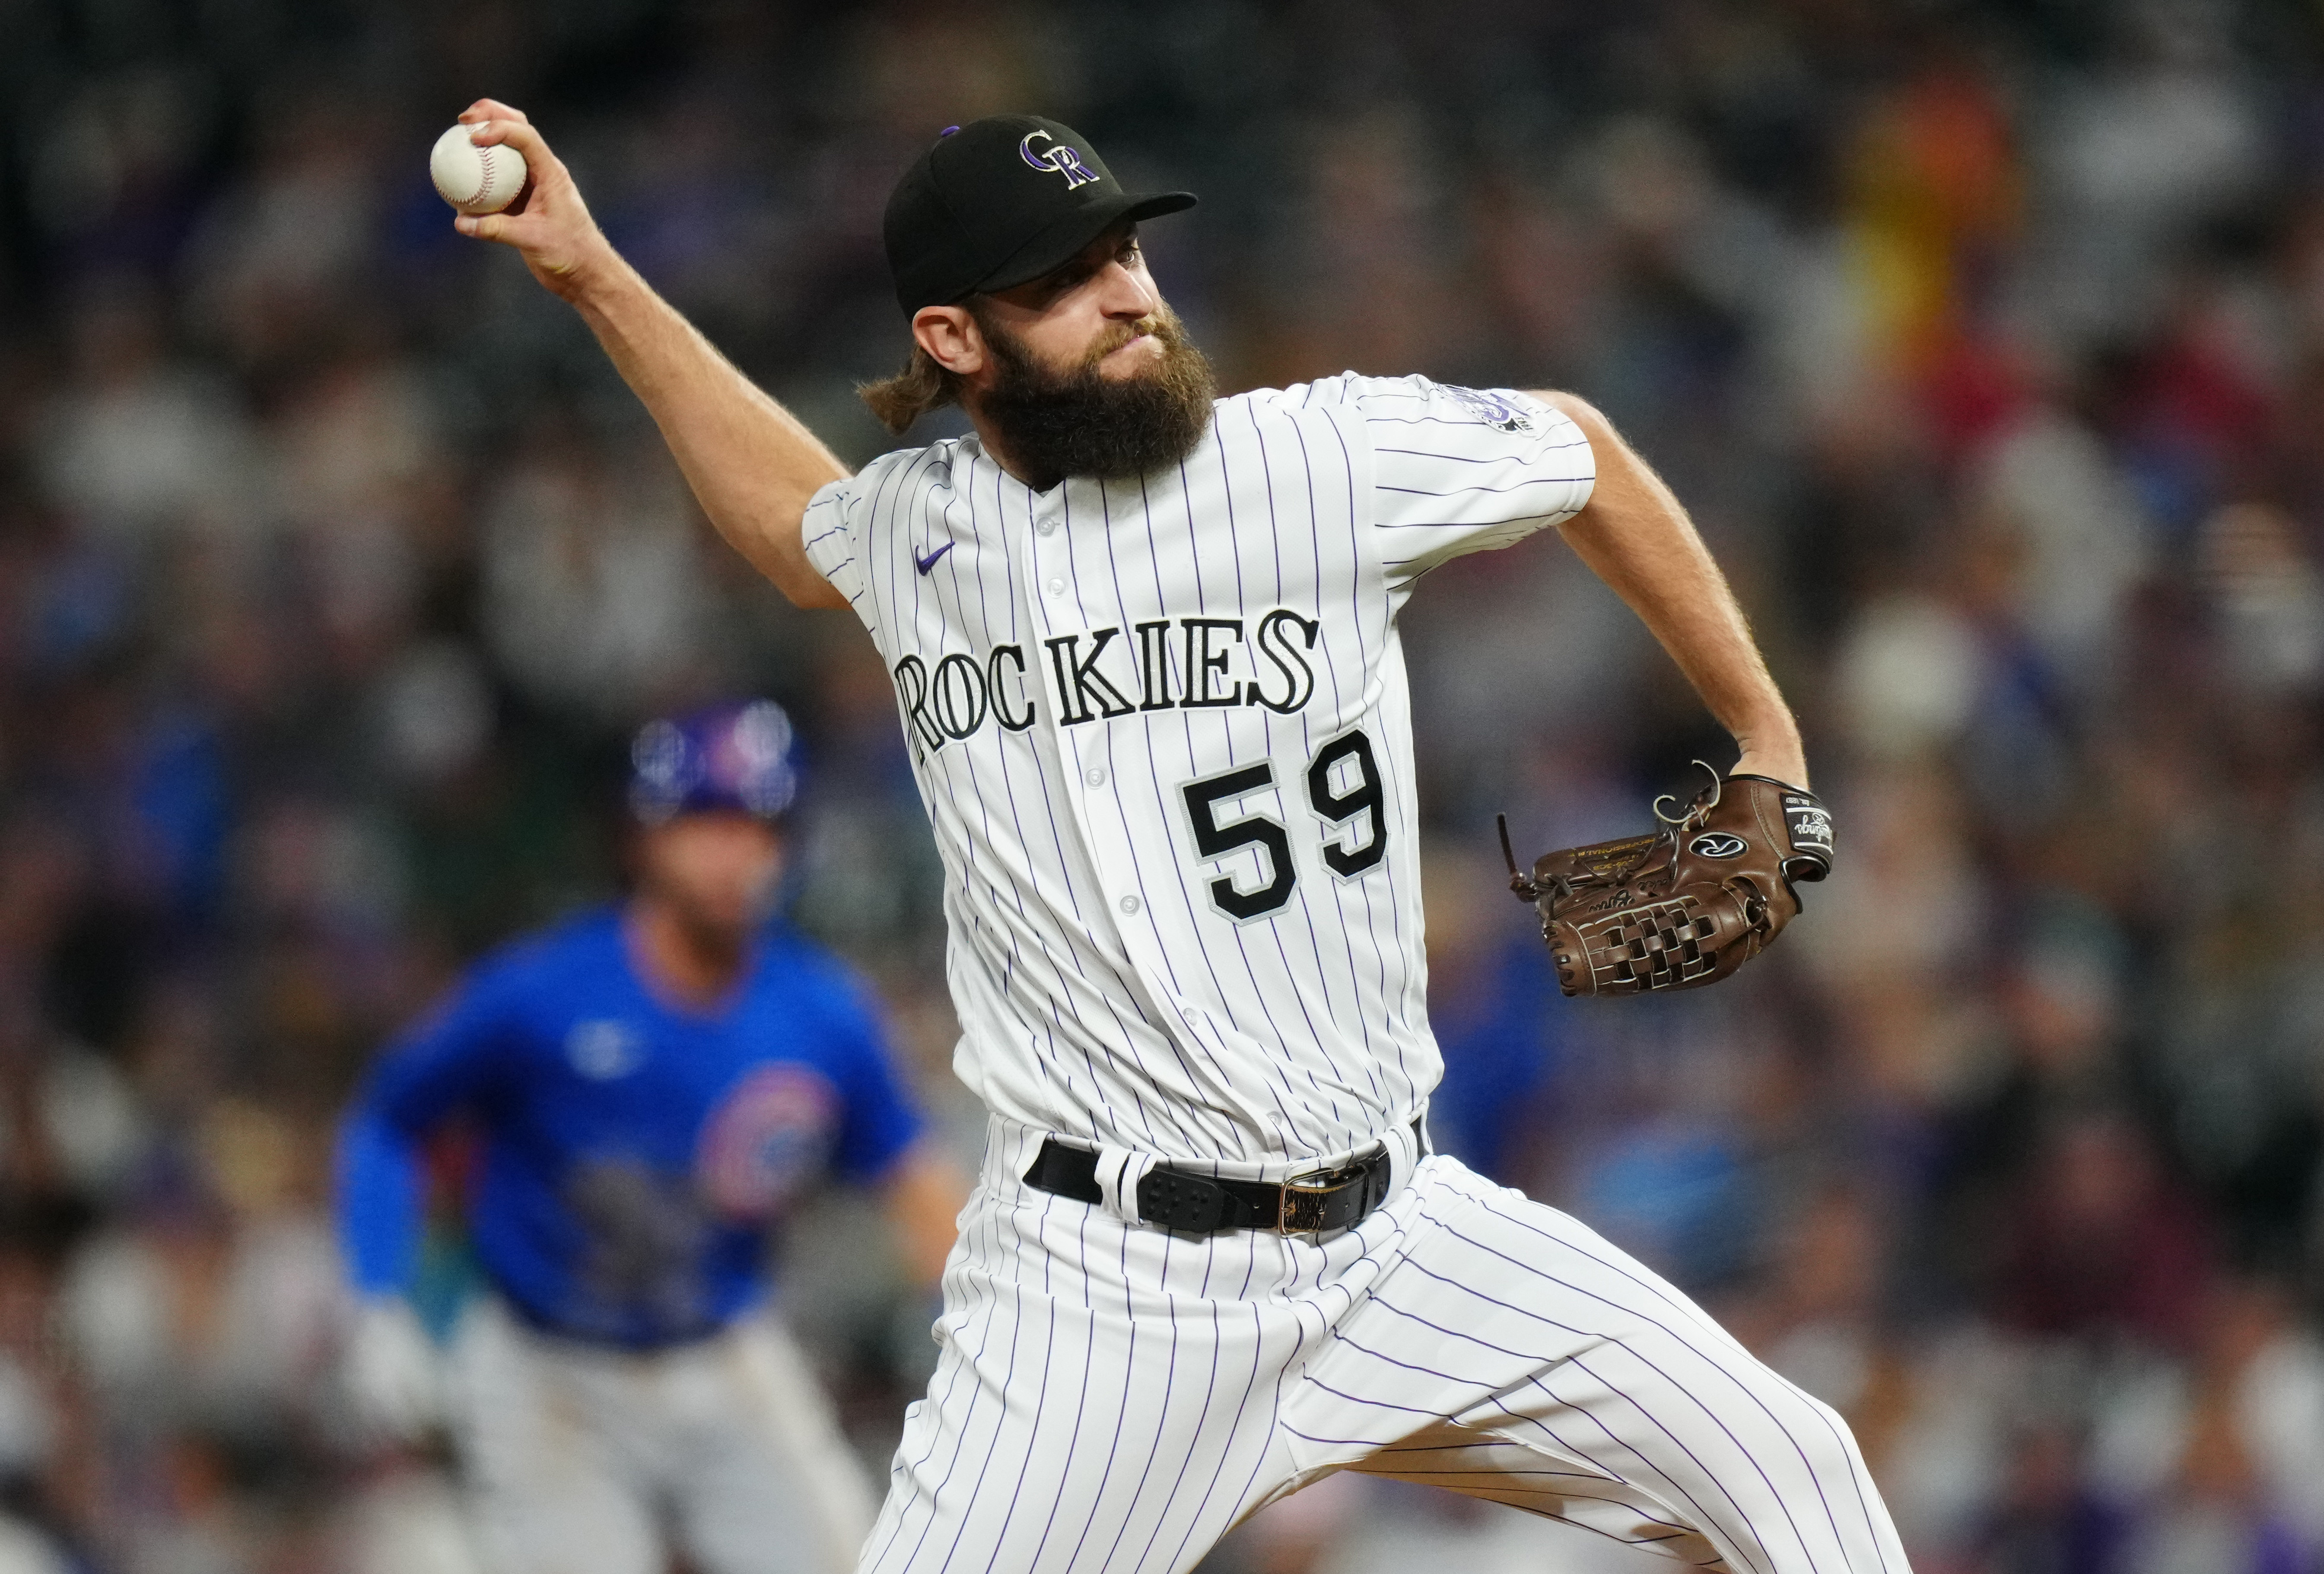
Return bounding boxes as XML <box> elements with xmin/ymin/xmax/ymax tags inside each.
<box><xmin>2</xmin><ymin>0</ymin><xmax>2323</xmax><ymax>1570</ymax></box>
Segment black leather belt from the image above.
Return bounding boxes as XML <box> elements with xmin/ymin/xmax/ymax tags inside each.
<box><xmin>1022</xmin><ymin>1120</ymin><xmax>1425</xmax><ymax>1235</ymax></box>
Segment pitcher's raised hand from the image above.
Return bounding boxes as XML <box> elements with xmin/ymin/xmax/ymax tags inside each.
<box><xmin>447</xmin><ymin>99</ymin><xmax>615</xmax><ymax>299</ymax></box>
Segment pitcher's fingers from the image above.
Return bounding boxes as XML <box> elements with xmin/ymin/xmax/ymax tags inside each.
<box><xmin>466</xmin><ymin>119</ymin><xmax>557</xmax><ymax>186</ymax></box>
<box><xmin>459</xmin><ymin>99</ymin><xmax>531</xmax><ymax>127</ymax></box>
<box><xmin>455</xmin><ymin>210</ymin><xmax>517</xmax><ymax>243</ymax></box>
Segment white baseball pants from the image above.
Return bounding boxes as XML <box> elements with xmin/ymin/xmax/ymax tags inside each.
<box><xmin>449</xmin><ymin>1296</ymin><xmax>877</xmax><ymax>1574</ymax></box>
<box><xmin>861</xmin><ymin>1117</ymin><xmax>1908</xmax><ymax>1574</ymax></box>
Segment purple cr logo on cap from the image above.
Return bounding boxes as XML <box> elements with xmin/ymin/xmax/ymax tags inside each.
<box><xmin>939</xmin><ymin>125</ymin><xmax>960</xmax><ymax>137</ymax></box>
<box><xmin>1018</xmin><ymin>129</ymin><xmax>1100</xmax><ymax>189</ymax></box>
<box><xmin>629</xmin><ymin>700</ymin><xmax>801</xmax><ymax>825</ymax></box>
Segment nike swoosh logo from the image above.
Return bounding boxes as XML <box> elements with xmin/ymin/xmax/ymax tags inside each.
<box><xmin>915</xmin><ymin>541</ymin><xmax>954</xmax><ymax>575</ymax></box>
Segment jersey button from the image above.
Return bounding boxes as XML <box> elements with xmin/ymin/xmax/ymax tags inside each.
<box><xmin>1046</xmin><ymin>577</ymin><xmax>1065</xmax><ymax>597</ymax></box>
<box><xmin>1085</xmin><ymin>766</ymin><xmax>1107</xmax><ymax>787</ymax></box>
<box><xmin>1118</xmin><ymin>895</ymin><xmax>1141</xmax><ymax>915</ymax></box>
<box><xmin>1036</xmin><ymin>518</ymin><xmax>1058</xmax><ymax>537</ymax></box>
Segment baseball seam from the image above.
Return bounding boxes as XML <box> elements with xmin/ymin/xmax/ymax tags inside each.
<box><xmin>481</xmin><ymin>146</ymin><xmax>518</xmax><ymax>208</ymax></box>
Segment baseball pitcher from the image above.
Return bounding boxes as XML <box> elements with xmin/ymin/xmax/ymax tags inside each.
<box><xmin>439</xmin><ymin>102</ymin><xmax>1908</xmax><ymax>1574</ymax></box>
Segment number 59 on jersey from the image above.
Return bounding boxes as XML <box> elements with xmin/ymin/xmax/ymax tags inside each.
<box><xmin>1178</xmin><ymin>728</ymin><xmax>1387</xmax><ymax>922</ymax></box>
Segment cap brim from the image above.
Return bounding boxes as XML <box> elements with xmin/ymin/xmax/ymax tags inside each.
<box><xmin>969</xmin><ymin>190</ymin><xmax>1198</xmax><ymax>298</ymax></box>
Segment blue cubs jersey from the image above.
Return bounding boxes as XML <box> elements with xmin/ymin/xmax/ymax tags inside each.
<box><xmin>1424</xmin><ymin>932</ymin><xmax>1565</xmax><ymax>1185</ymax></box>
<box><xmin>335</xmin><ymin>907</ymin><xmax>923</xmax><ymax>1348</ymax></box>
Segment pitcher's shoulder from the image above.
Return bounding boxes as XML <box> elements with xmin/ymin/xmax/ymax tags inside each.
<box><xmin>846</xmin><ymin>435</ymin><xmax>977</xmax><ymax>494</ymax></box>
<box><xmin>1218</xmin><ymin>373</ymin><xmax>1444</xmax><ymax>421</ymax></box>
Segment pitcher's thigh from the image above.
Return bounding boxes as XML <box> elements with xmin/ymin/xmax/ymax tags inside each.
<box><xmin>1299</xmin><ymin>1165</ymin><xmax>1909</xmax><ymax>1574</ymax></box>
<box><xmin>858</xmin><ymin>1224</ymin><xmax>1303</xmax><ymax>1574</ymax></box>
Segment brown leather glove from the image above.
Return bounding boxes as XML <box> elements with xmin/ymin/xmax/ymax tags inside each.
<box><xmin>1501</xmin><ymin>768</ymin><xmax>1834</xmax><ymax>997</ymax></box>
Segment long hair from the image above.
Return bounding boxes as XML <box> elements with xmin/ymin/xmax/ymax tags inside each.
<box><xmin>857</xmin><ymin>342</ymin><xmax>963</xmax><ymax>436</ymax></box>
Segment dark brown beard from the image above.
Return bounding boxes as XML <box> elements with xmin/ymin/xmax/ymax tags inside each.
<box><xmin>970</xmin><ymin>302</ymin><xmax>1218</xmax><ymax>490</ymax></box>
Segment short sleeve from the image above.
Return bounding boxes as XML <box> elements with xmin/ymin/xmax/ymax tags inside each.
<box><xmin>801</xmin><ymin>477</ymin><xmax>866</xmax><ymax>607</ymax></box>
<box><xmin>1348</xmin><ymin>375</ymin><xmax>1596</xmax><ymax>585</ymax></box>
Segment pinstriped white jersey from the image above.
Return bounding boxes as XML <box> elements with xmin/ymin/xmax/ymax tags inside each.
<box><xmin>803</xmin><ymin>374</ymin><xmax>1593</xmax><ymax>1171</ymax></box>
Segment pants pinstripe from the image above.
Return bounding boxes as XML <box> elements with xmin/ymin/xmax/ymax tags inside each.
<box><xmin>860</xmin><ymin>1118</ymin><xmax>1908</xmax><ymax>1574</ymax></box>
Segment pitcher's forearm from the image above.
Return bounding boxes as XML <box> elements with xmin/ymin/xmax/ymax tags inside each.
<box><xmin>1573</xmin><ymin>512</ymin><xmax>1802</xmax><ymax>779</ymax></box>
<box><xmin>566</xmin><ymin>253</ymin><xmax>851</xmax><ymax>609</ymax></box>
<box><xmin>1536</xmin><ymin>391</ymin><xmax>1807</xmax><ymax>788</ymax></box>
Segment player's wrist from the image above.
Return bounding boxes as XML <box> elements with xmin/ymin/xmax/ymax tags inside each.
<box><xmin>546</xmin><ymin>232</ymin><xmax>630</xmax><ymax>305</ymax></box>
<box><xmin>1731</xmin><ymin>750</ymin><xmax>1808</xmax><ymax>791</ymax></box>
<box><xmin>1729</xmin><ymin>720</ymin><xmax>1806</xmax><ymax>789</ymax></box>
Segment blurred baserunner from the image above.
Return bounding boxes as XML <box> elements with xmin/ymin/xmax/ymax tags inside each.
<box><xmin>335</xmin><ymin>698</ymin><xmax>965</xmax><ymax>1574</ymax></box>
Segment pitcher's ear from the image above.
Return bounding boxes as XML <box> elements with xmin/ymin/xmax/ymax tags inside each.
<box><xmin>912</xmin><ymin>305</ymin><xmax>983</xmax><ymax>377</ymax></box>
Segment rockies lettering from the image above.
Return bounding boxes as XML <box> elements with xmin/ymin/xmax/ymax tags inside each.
<box><xmin>892</xmin><ymin>608</ymin><xmax>1320</xmax><ymax>752</ymax></box>
<box><xmin>803</xmin><ymin>374</ymin><xmax>1593</xmax><ymax>1166</ymax></box>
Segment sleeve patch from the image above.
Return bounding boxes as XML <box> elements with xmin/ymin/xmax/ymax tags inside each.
<box><xmin>1438</xmin><ymin>385</ymin><xmax>1537</xmax><ymax>434</ymax></box>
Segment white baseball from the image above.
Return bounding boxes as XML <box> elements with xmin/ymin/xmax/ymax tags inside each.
<box><xmin>430</xmin><ymin>124</ymin><xmax>528</xmax><ymax>216</ymax></box>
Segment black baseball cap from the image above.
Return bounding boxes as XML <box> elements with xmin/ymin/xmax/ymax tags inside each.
<box><xmin>884</xmin><ymin>115</ymin><xmax>1197</xmax><ymax>316</ymax></box>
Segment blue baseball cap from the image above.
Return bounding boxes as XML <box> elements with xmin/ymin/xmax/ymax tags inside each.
<box><xmin>629</xmin><ymin>700</ymin><xmax>802</xmax><ymax>825</ymax></box>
